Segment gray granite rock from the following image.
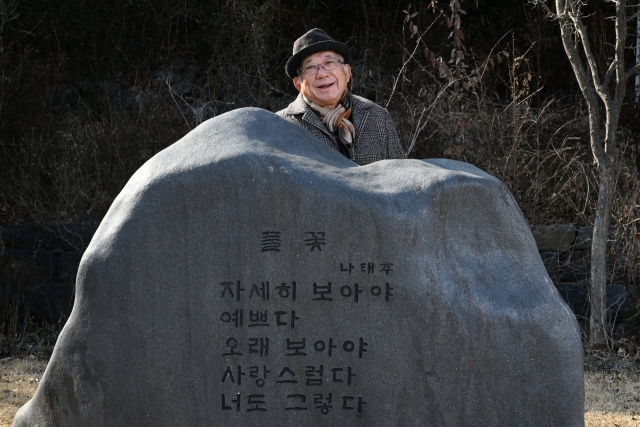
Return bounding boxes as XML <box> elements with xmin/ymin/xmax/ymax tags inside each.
<box><xmin>574</xmin><ymin>226</ymin><xmax>592</xmax><ymax>250</ymax></box>
<box><xmin>572</xmin><ymin>225</ymin><xmax>620</xmax><ymax>251</ymax></box>
<box><xmin>555</xmin><ymin>282</ymin><xmax>589</xmax><ymax>319</ymax></box>
<box><xmin>13</xmin><ymin>108</ymin><xmax>584</xmax><ymax>427</ymax></box>
<box><xmin>532</xmin><ymin>224</ymin><xmax>577</xmax><ymax>252</ymax></box>
<box><xmin>607</xmin><ymin>284</ymin><xmax>635</xmax><ymax>323</ymax></box>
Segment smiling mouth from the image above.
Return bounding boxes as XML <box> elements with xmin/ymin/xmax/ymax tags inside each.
<box><xmin>317</xmin><ymin>82</ymin><xmax>335</xmax><ymax>89</ymax></box>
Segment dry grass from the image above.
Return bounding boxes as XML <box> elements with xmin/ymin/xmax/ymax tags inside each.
<box><xmin>584</xmin><ymin>371</ymin><xmax>640</xmax><ymax>426</ymax></box>
<box><xmin>1</xmin><ymin>357</ymin><xmax>639</xmax><ymax>426</ymax></box>
<box><xmin>585</xmin><ymin>413</ymin><xmax>640</xmax><ymax>427</ymax></box>
<box><xmin>0</xmin><ymin>357</ymin><xmax>47</xmax><ymax>427</ymax></box>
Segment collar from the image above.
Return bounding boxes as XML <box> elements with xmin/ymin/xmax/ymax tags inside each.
<box><xmin>288</xmin><ymin>93</ymin><xmax>310</xmax><ymax>115</ymax></box>
<box><xmin>289</xmin><ymin>92</ymin><xmax>372</xmax><ymax>141</ymax></box>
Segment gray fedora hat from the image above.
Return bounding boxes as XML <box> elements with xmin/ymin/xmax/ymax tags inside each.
<box><xmin>285</xmin><ymin>28</ymin><xmax>352</xmax><ymax>79</ymax></box>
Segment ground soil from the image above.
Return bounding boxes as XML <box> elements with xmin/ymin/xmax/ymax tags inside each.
<box><xmin>584</xmin><ymin>371</ymin><xmax>640</xmax><ymax>426</ymax></box>
<box><xmin>0</xmin><ymin>357</ymin><xmax>47</xmax><ymax>427</ymax></box>
<box><xmin>1</xmin><ymin>355</ymin><xmax>639</xmax><ymax>426</ymax></box>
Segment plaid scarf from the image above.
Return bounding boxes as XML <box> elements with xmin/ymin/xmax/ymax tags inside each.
<box><xmin>303</xmin><ymin>92</ymin><xmax>355</xmax><ymax>154</ymax></box>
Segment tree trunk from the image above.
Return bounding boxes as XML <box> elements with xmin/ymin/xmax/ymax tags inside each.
<box><xmin>589</xmin><ymin>162</ymin><xmax>616</xmax><ymax>346</ymax></box>
<box><xmin>545</xmin><ymin>0</ymin><xmax>628</xmax><ymax>347</ymax></box>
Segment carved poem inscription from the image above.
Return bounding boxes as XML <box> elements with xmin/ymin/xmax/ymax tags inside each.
<box><xmin>216</xmin><ymin>231</ymin><xmax>395</xmax><ymax>416</ymax></box>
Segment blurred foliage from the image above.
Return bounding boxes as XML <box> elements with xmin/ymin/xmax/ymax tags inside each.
<box><xmin>0</xmin><ymin>0</ymin><xmax>637</xmax><ymax>225</ymax></box>
<box><xmin>0</xmin><ymin>0</ymin><xmax>639</xmax><ymax>354</ymax></box>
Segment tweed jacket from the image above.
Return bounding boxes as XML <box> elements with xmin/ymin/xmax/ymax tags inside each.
<box><xmin>276</xmin><ymin>93</ymin><xmax>406</xmax><ymax>166</ymax></box>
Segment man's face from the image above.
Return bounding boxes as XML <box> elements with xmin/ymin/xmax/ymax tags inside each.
<box><xmin>293</xmin><ymin>51</ymin><xmax>351</xmax><ymax>109</ymax></box>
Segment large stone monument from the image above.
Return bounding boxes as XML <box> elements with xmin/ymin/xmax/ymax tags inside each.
<box><xmin>13</xmin><ymin>108</ymin><xmax>584</xmax><ymax>426</ymax></box>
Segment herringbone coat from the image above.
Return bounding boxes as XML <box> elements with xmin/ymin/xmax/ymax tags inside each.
<box><xmin>276</xmin><ymin>93</ymin><xmax>406</xmax><ymax>166</ymax></box>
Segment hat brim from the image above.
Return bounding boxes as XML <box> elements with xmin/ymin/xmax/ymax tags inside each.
<box><xmin>285</xmin><ymin>40</ymin><xmax>352</xmax><ymax>79</ymax></box>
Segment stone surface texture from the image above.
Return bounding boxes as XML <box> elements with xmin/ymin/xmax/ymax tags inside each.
<box><xmin>13</xmin><ymin>108</ymin><xmax>584</xmax><ymax>427</ymax></box>
<box><xmin>532</xmin><ymin>224</ymin><xmax>578</xmax><ymax>252</ymax></box>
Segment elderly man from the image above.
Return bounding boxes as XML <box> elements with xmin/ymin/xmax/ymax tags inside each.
<box><xmin>277</xmin><ymin>29</ymin><xmax>406</xmax><ymax>166</ymax></box>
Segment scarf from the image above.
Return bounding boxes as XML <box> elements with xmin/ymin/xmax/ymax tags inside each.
<box><xmin>303</xmin><ymin>92</ymin><xmax>355</xmax><ymax>155</ymax></box>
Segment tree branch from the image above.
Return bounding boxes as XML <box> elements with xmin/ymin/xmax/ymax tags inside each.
<box><xmin>603</xmin><ymin>60</ymin><xmax>617</xmax><ymax>88</ymax></box>
<box><xmin>614</xmin><ymin>0</ymin><xmax>628</xmax><ymax>88</ymax></box>
<box><xmin>555</xmin><ymin>0</ymin><xmax>606</xmax><ymax>167</ymax></box>
<box><xmin>606</xmin><ymin>0</ymin><xmax>628</xmax><ymax>162</ymax></box>
<box><xmin>530</xmin><ymin>0</ymin><xmax>560</xmax><ymax>20</ymax></box>
<box><xmin>625</xmin><ymin>62</ymin><xmax>640</xmax><ymax>79</ymax></box>
<box><xmin>625</xmin><ymin>10</ymin><xmax>639</xmax><ymax>22</ymax></box>
<box><xmin>570</xmin><ymin>10</ymin><xmax>611</xmax><ymax>104</ymax></box>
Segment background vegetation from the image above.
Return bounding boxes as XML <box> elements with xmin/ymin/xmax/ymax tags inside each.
<box><xmin>0</xmin><ymin>0</ymin><xmax>639</xmax><ymax>355</ymax></box>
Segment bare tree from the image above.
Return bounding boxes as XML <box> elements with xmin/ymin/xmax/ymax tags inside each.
<box><xmin>531</xmin><ymin>0</ymin><xmax>640</xmax><ymax>345</ymax></box>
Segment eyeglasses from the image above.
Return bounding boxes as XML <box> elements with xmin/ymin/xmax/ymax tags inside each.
<box><xmin>300</xmin><ymin>59</ymin><xmax>344</xmax><ymax>76</ymax></box>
